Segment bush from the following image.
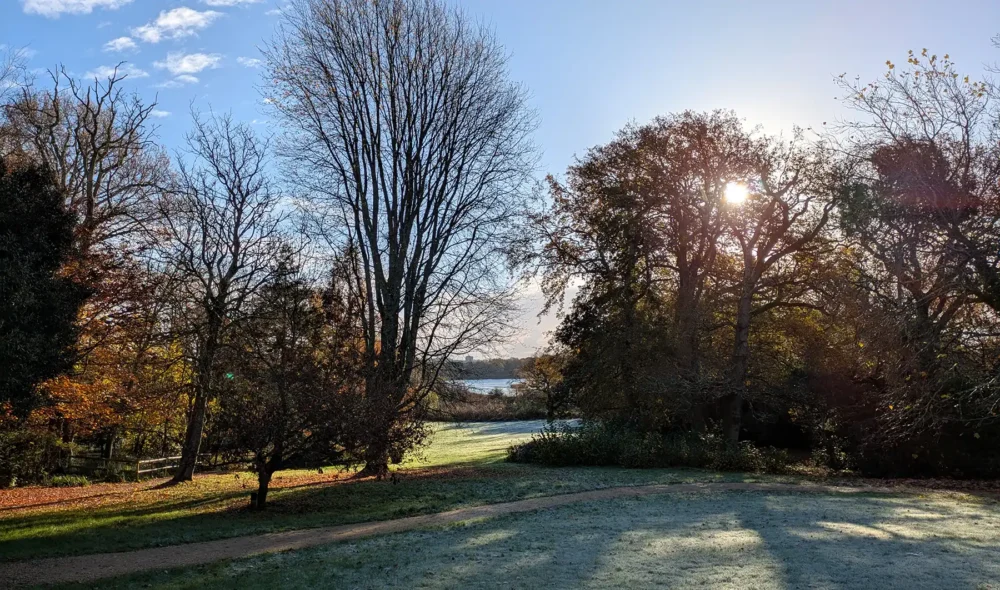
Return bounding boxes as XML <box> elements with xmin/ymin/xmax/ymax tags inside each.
<box><xmin>507</xmin><ymin>421</ymin><xmax>792</xmax><ymax>474</ymax></box>
<box><xmin>49</xmin><ymin>475</ymin><xmax>89</xmax><ymax>487</ymax></box>
<box><xmin>0</xmin><ymin>426</ymin><xmax>70</xmax><ymax>487</ymax></box>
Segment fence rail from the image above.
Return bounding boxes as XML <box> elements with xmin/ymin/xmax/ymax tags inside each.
<box><xmin>66</xmin><ymin>454</ymin><xmax>211</xmax><ymax>479</ymax></box>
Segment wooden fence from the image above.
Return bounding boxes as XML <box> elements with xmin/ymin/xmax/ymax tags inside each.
<box><xmin>66</xmin><ymin>454</ymin><xmax>211</xmax><ymax>479</ymax></box>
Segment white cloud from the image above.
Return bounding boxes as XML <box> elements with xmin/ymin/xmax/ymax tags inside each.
<box><xmin>150</xmin><ymin>109</ymin><xmax>171</xmax><ymax>118</ymax></box>
<box><xmin>155</xmin><ymin>74</ymin><xmax>201</xmax><ymax>89</ymax></box>
<box><xmin>85</xmin><ymin>64</ymin><xmax>148</xmax><ymax>79</ymax></box>
<box><xmin>132</xmin><ymin>8</ymin><xmax>221</xmax><ymax>43</ymax></box>
<box><xmin>103</xmin><ymin>37</ymin><xmax>137</xmax><ymax>52</ymax></box>
<box><xmin>265</xmin><ymin>8</ymin><xmax>282</xmax><ymax>16</ymax></box>
<box><xmin>22</xmin><ymin>0</ymin><xmax>132</xmax><ymax>17</ymax></box>
<box><xmin>236</xmin><ymin>56</ymin><xmax>262</xmax><ymax>68</ymax></box>
<box><xmin>154</xmin><ymin>52</ymin><xmax>221</xmax><ymax>76</ymax></box>
<box><xmin>202</xmin><ymin>0</ymin><xmax>261</xmax><ymax>5</ymax></box>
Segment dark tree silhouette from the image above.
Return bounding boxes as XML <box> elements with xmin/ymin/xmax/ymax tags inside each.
<box><xmin>0</xmin><ymin>159</ymin><xmax>87</xmax><ymax>416</ymax></box>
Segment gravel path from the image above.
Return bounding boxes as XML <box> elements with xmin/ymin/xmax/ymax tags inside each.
<box><xmin>0</xmin><ymin>481</ymin><xmax>901</xmax><ymax>587</ymax></box>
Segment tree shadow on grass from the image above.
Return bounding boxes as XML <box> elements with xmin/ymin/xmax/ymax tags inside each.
<box><xmin>735</xmin><ymin>490</ymin><xmax>1000</xmax><ymax>589</ymax></box>
<box><xmin>27</xmin><ymin>488</ymin><xmax>1000</xmax><ymax>589</ymax></box>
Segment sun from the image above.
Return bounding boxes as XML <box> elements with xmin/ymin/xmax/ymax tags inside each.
<box><xmin>724</xmin><ymin>182</ymin><xmax>749</xmax><ymax>205</ymax></box>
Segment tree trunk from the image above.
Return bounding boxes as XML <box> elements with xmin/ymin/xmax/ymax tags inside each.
<box><xmin>358</xmin><ymin>363</ymin><xmax>406</xmax><ymax>479</ymax></box>
<box><xmin>173</xmin><ymin>390</ymin><xmax>208</xmax><ymax>482</ymax></box>
<box><xmin>358</xmin><ymin>430</ymin><xmax>391</xmax><ymax>479</ymax></box>
<box><xmin>721</xmin><ymin>393</ymin><xmax>743</xmax><ymax>445</ymax></box>
<box><xmin>725</xmin><ymin>286</ymin><xmax>753</xmax><ymax>446</ymax></box>
<box><xmin>173</xmin><ymin>319</ymin><xmax>221</xmax><ymax>483</ymax></box>
<box><xmin>254</xmin><ymin>468</ymin><xmax>272</xmax><ymax>510</ymax></box>
<box><xmin>101</xmin><ymin>431</ymin><xmax>116</xmax><ymax>459</ymax></box>
<box><xmin>677</xmin><ymin>274</ymin><xmax>709</xmax><ymax>432</ymax></box>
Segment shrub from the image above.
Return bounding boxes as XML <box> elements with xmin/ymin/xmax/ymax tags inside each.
<box><xmin>49</xmin><ymin>475</ymin><xmax>89</xmax><ymax>487</ymax></box>
<box><xmin>507</xmin><ymin>421</ymin><xmax>793</xmax><ymax>474</ymax></box>
<box><xmin>0</xmin><ymin>427</ymin><xmax>70</xmax><ymax>487</ymax></box>
<box><xmin>100</xmin><ymin>462</ymin><xmax>136</xmax><ymax>483</ymax></box>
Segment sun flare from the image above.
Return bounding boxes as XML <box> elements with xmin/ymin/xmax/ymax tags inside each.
<box><xmin>724</xmin><ymin>182</ymin><xmax>749</xmax><ymax>205</ymax></box>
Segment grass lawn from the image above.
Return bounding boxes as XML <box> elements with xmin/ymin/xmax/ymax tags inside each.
<box><xmin>67</xmin><ymin>490</ymin><xmax>1000</xmax><ymax>589</ymax></box>
<box><xmin>1</xmin><ymin>421</ymin><xmax>752</xmax><ymax>562</ymax></box>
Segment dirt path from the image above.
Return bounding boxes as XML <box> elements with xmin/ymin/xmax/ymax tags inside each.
<box><xmin>2</xmin><ymin>481</ymin><xmax>900</xmax><ymax>587</ymax></box>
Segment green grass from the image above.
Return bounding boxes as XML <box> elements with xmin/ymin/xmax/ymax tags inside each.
<box><xmin>66</xmin><ymin>490</ymin><xmax>1000</xmax><ymax>589</ymax></box>
<box><xmin>1</xmin><ymin>421</ymin><xmax>755</xmax><ymax>563</ymax></box>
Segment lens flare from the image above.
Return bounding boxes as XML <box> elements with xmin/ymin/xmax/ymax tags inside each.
<box><xmin>725</xmin><ymin>182</ymin><xmax>749</xmax><ymax>205</ymax></box>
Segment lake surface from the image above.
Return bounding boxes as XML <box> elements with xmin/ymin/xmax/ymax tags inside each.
<box><xmin>456</xmin><ymin>378</ymin><xmax>522</xmax><ymax>395</ymax></box>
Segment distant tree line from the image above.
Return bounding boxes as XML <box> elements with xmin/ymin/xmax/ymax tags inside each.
<box><xmin>453</xmin><ymin>358</ymin><xmax>532</xmax><ymax>380</ymax></box>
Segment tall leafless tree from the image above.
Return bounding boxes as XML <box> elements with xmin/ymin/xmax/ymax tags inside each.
<box><xmin>265</xmin><ymin>0</ymin><xmax>537</xmax><ymax>476</ymax></box>
<box><xmin>158</xmin><ymin>112</ymin><xmax>287</xmax><ymax>482</ymax></box>
<box><xmin>4</xmin><ymin>66</ymin><xmax>166</xmax><ymax>255</ymax></box>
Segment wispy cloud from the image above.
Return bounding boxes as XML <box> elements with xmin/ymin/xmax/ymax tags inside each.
<box><xmin>22</xmin><ymin>0</ymin><xmax>132</xmax><ymax>18</ymax></box>
<box><xmin>85</xmin><ymin>63</ymin><xmax>148</xmax><ymax>79</ymax></box>
<box><xmin>154</xmin><ymin>52</ymin><xmax>222</xmax><ymax>76</ymax></box>
<box><xmin>133</xmin><ymin>7</ymin><xmax>221</xmax><ymax>43</ymax></box>
<box><xmin>103</xmin><ymin>37</ymin><xmax>137</xmax><ymax>52</ymax></box>
<box><xmin>150</xmin><ymin>109</ymin><xmax>171</xmax><ymax>118</ymax></box>
<box><xmin>154</xmin><ymin>74</ymin><xmax>200</xmax><ymax>89</ymax></box>
<box><xmin>236</xmin><ymin>56</ymin><xmax>262</xmax><ymax>68</ymax></box>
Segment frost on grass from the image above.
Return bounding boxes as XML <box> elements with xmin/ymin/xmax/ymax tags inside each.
<box><xmin>142</xmin><ymin>491</ymin><xmax>1000</xmax><ymax>589</ymax></box>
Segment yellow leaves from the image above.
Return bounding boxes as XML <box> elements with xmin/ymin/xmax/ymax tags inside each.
<box><xmin>974</xmin><ymin>433</ymin><xmax>981</xmax><ymax>439</ymax></box>
<box><xmin>940</xmin><ymin>394</ymin><xmax>950</xmax><ymax>399</ymax></box>
<box><xmin>888</xmin><ymin>404</ymin><xmax>894</xmax><ymax>410</ymax></box>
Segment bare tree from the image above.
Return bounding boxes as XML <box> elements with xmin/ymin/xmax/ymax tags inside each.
<box><xmin>0</xmin><ymin>46</ymin><xmax>27</xmax><ymax>116</ymax></box>
<box><xmin>4</xmin><ymin>65</ymin><xmax>166</xmax><ymax>254</ymax></box>
<box><xmin>0</xmin><ymin>48</ymin><xmax>26</xmax><ymax>158</ymax></box>
<box><xmin>158</xmin><ymin>112</ymin><xmax>287</xmax><ymax>482</ymax></box>
<box><xmin>265</xmin><ymin>0</ymin><xmax>537</xmax><ymax>476</ymax></box>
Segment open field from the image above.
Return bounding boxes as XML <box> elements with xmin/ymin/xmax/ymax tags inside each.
<box><xmin>2</xmin><ymin>421</ymin><xmax>1000</xmax><ymax>589</ymax></box>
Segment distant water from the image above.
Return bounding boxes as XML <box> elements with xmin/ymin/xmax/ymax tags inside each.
<box><xmin>456</xmin><ymin>378</ymin><xmax>522</xmax><ymax>395</ymax></box>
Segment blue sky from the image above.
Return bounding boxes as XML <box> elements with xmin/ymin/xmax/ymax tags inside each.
<box><xmin>4</xmin><ymin>0</ymin><xmax>1000</xmax><ymax>355</ymax></box>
